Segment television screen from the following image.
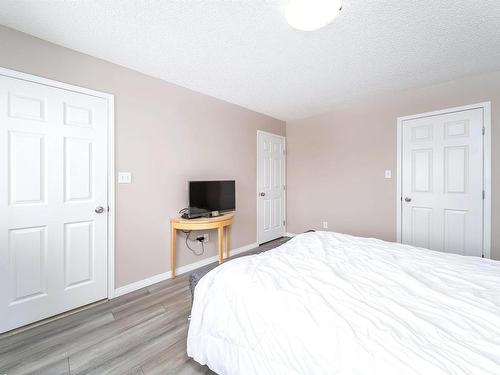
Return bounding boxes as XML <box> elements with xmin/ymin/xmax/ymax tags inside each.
<box><xmin>189</xmin><ymin>180</ymin><xmax>235</xmax><ymax>214</ymax></box>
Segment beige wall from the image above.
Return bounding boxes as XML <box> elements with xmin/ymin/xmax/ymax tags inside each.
<box><xmin>2</xmin><ymin>24</ymin><xmax>498</xmax><ymax>292</ymax></box>
<box><xmin>287</xmin><ymin>71</ymin><xmax>500</xmax><ymax>260</ymax></box>
<box><xmin>0</xmin><ymin>26</ymin><xmax>285</xmax><ymax>288</ymax></box>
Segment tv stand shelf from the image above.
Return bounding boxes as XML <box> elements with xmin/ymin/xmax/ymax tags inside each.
<box><xmin>170</xmin><ymin>213</ymin><xmax>234</xmax><ymax>278</ymax></box>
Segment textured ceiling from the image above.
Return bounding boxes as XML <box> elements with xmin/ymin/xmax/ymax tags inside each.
<box><xmin>1</xmin><ymin>1</ymin><xmax>500</xmax><ymax>120</ymax></box>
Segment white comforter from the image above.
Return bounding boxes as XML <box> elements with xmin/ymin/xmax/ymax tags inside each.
<box><xmin>187</xmin><ymin>231</ymin><xmax>500</xmax><ymax>375</ymax></box>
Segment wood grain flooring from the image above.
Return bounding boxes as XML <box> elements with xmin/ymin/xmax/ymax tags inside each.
<box><xmin>0</xmin><ymin>238</ymin><xmax>289</xmax><ymax>375</ymax></box>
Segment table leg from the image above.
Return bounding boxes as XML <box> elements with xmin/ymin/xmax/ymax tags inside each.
<box><xmin>225</xmin><ymin>225</ymin><xmax>230</xmax><ymax>259</ymax></box>
<box><xmin>171</xmin><ymin>226</ymin><xmax>176</xmax><ymax>278</ymax></box>
<box><xmin>218</xmin><ymin>225</ymin><xmax>223</xmax><ymax>264</ymax></box>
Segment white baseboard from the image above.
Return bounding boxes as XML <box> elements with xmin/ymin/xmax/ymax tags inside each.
<box><xmin>175</xmin><ymin>242</ymin><xmax>258</xmax><ymax>275</ymax></box>
<box><xmin>112</xmin><ymin>241</ymin><xmax>259</xmax><ymax>298</ymax></box>
<box><xmin>285</xmin><ymin>232</ymin><xmax>296</xmax><ymax>237</ymax></box>
<box><xmin>112</xmin><ymin>272</ymin><xmax>171</xmax><ymax>298</ymax></box>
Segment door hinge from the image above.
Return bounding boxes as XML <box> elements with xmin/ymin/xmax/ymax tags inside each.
<box><xmin>283</xmin><ymin>149</ymin><xmax>286</xmax><ymax>155</ymax></box>
<box><xmin>283</xmin><ymin>185</ymin><xmax>286</xmax><ymax>191</ymax></box>
<box><xmin>482</xmin><ymin>127</ymin><xmax>485</xmax><ymax>136</ymax></box>
<box><xmin>482</xmin><ymin>190</ymin><xmax>486</xmax><ymax>200</ymax></box>
<box><xmin>283</xmin><ymin>220</ymin><xmax>286</xmax><ymax>226</ymax></box>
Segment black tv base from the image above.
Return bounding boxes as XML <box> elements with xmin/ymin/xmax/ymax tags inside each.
<box><xmin>181</xmin><ymin>211</ymin><xmax>222</xmax><ymax>220</ymax></box>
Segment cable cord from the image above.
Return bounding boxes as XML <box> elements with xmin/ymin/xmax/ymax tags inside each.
<box><xmin>182</xmin><ymin>230</ymin><xmax>204</xmax><ymax>256</ymax></box>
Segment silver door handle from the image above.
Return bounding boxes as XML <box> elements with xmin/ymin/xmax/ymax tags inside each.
<box><xmin>260</xmin><ymin>192</ymin><xmax>266</xmax><ymax>197</ymax></box>
<box><xmin>404</xmin><ymin>197</ymin><xmax>412</xmax><ymax>202</ymax></box>
<box><xmin>95</xmin><ymin>206</ymin><xmax>105</xmax><ymax>214</ymax></box>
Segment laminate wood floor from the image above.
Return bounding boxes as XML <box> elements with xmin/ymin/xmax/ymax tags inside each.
<box><xmin>0</xmin><ymin>237</ymin><xmax>290</xmax><ymax>375</ymax></box>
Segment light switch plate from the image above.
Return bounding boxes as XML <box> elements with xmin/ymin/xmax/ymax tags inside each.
<box><xmin>384</xmin><ymin>170</ymin><xmax>392</xmax><ymax>179</ymax></box>
<box><xmin>118</xmin><ymin>172</ymin><xmax>132</xmax><ymax>184</ymax></box>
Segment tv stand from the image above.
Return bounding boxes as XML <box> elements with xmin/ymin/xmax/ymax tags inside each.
<box><xmin>170</xmin><ymin>213</ymin><xmax>234</xmax><ymax>278</ymax></box>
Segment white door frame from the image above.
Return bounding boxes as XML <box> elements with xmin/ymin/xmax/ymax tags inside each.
<box><xmin>256</xmin><ymin>130</ymin><xmax>286</xmax><ymax>244</ymax></box>
<box><xmin>0</xmin><ymin>67</ymin><xmax>116</xmax><ymax>297</ymax></box>
<box><xmin>396</xmin><ymin>102</ymin><xmax>491</xmax><ymax>258</ymax></box>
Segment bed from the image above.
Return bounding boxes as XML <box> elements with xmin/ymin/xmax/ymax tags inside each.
<box><xmin>187</xmin><ymin>231</ymin><xmax>500</xmax><ymax>375</ymax></box>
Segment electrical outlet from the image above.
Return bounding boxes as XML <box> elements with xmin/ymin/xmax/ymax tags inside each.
<box><xmin>384</xmin><ymin>170</ymin><xmax>392</xmax><ymax>179</ymax></box>
<box><xmin>322</xmin><ymin>221</ymin><xmax>328</xmax><ymax>229</ymax></box>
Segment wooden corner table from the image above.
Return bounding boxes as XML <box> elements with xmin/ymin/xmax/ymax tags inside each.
<box><xmin>170</xmin><ymin>213</ymin><xmax>234</xmax><ymax>278</ymax></box>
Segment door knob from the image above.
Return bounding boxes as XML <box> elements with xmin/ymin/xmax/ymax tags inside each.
<box><xmin>95</xmin><ymin>206</ymin><xmax>105</xmax><ymax>214</ymax></box>
<box><xmin>404</xmin><ymin>197</ymin><xmax>412</xmax><ymax>202</ymax></box>
<box><xmin>260</xmin><ymin>192</ymin><xmax>266</xmax><ymax>197</ymax></box>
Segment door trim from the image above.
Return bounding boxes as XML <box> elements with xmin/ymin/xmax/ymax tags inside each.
<box><xmin>396</xmin><ymin>102</ymin><xmax>491</xmax><ymax>258</ymax></box>
<box><xmin>256</xmin><ymin>130</ymin><xmax>286</xmax><ymax>245</ymax></box>
<box><xmin>0</xmin><ymin>67</ymin><xmax>116</xmax><ymax>297</ymax></box>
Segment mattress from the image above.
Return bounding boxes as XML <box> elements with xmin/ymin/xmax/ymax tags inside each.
<box><xmin>187</xmin><ymin>231</ymin><xmax>500</xmax><ymax>375</ymax></box>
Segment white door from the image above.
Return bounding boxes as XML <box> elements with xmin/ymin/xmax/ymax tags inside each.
<box><xmin>0</xmin><ymin>74</ymin><xmax>109</xmax><ymax>333</ymax></box>
<box><xmin>401</xmin><ymin>108</ymin><xmax>484</xmax><ymax>256</ymax></box>
<box><xmin>257</xmin><ymin>131</ymin><xmax>285</xmax><ymax>244</ymax></box>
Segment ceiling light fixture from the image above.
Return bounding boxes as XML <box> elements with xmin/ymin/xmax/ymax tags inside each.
<box><xmin>285</xmin><ymin>0</ymin><xmax>342</xmax><ymax>31</ymax></box>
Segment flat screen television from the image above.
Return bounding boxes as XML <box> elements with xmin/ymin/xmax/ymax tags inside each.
<box><xmin>187</xmin><ymin>180</ymin><xmax>235</xmax><ymax>218</ymax></box>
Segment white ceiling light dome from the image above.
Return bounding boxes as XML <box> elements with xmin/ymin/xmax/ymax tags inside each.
<box><xmin>285</xmin><ymin>0</ymin><xmax>343</xmax><ymax>31</ymax></box>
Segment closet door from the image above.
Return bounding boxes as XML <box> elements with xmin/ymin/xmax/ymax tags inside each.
<box><xmin>0</xmin><ymin>74</ymin><xmax>109</xmax><ymax>333</ymax></box>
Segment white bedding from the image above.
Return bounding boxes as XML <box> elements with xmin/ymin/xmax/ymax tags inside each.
<box><xmin>187</xmin><ymin>231</ymin><xmax>500</xmax><ymax>375</ymax></box>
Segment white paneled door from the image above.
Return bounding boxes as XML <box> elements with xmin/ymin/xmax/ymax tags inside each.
<box><xmin>0</xmin><ymin>74</ymin><xmax>109</xmax><ymax>333</ymax></box>
<box><xmin>401</xmin><ymin>107</ymin><xmax>485</xmax><ymax>256</ymax></box>
<box><xmin>257</xmin><ymin>131</ymin><xmax>285</xmax><ymax>244</ymax></box>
